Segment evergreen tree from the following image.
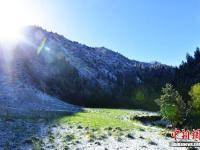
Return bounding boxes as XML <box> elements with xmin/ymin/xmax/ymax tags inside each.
<box><xmin>175</xmin><ymin>47</ymin><xmax>200</xmax><ymax>104</ymax></box>
<box><xmin>194</xmin><ymin>47</ymin><xmax>200</xmax><ymax>62</ymax></box>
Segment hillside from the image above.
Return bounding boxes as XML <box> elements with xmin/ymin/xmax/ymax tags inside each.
<box><xmin>0</xmin><ymin>26</ymin><xmax>174</xmax><ymax>113</ymax></box>
<box><xmin>0</xmin><ymin>26</ymin><xmax>182</xmax><ymax>150</ymax></box>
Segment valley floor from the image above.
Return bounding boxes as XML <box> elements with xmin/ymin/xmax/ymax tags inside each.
<box><xmin>0</xmin><ymin>109</ymin><xmax>188</xmax><ymax>150</ymax></box>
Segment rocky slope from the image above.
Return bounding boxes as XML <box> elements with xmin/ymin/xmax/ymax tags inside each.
<box><xmin>0</xmin><ymin>40</ymin><xmax>81</xmax><ymax>118</ymax></box>
<box><xmin>0</xmin><ymin>26</ymin><xmax>174</xmax><ymax>115</ymax></box>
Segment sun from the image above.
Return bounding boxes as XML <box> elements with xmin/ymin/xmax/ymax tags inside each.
<box><xmin>0</xmin><ymin>0</ymin><xmax>32</xmax><ymax>41</ymax></box>
<box><xmin>0</xmin><ymin>24</ymin><xmax>22</xmax><ymax>41</ymax></box>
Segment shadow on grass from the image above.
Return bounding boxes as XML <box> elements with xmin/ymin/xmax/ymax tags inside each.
<box><xmin>132</xmin><ymin>115</ymin><xmax>162</xmax><ymax>123</ymax></box>
<box><xmin>131</xmin><ymin>115</ymin><xmax>171</xmax><ymax>128</ymax></box>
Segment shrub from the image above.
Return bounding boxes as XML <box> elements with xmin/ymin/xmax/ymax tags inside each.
<box><xmin>188</xmin><ymin>83</ymin><xmax>200</xmax><ymax>127</ymax></box>
<box><xmin>189</xmin><ymin>83</ymin><xmax>200</xmax><ymax>110</ymax></box>
<box><xmin>155</xmin><ymin>83</ymin><xmax>186</xmax><ymax>126</ymax></box>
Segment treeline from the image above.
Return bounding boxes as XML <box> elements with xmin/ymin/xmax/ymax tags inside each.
<box><xmin>175</xmin><ymin>47</ymin><xmax>200</xmax><ymax>102</ymax></box>
<box><xmin>156</xmin><ymin>47</ymin><xmax>200</xmax><ymax>128</ymax></box>
<box><xmin>125</xmin><ymin>65</ymin><xmax>174</xmax><ymax>111</ymax></box>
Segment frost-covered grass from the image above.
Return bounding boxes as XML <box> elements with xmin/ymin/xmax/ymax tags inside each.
<box><xmin>0</xmin><ymin>109</ymin><xmax>175</xmax><ymax>150</ymax></box>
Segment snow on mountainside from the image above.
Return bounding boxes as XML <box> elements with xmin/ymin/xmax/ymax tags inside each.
<box><xmin>0</xmin><ymin>26</ymin><xmax>174</xmax><ymax>115</ymax></box>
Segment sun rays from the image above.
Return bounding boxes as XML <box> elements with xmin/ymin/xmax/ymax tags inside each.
<box><xmin>0</xmin><ymin>0</ymin><xmax>35</xmax><ymax>41</ymax></box>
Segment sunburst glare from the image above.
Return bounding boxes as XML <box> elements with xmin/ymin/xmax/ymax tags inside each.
<box><xmin>0</xmin><ymin>0</ymin><xmax>34</xmax><ymax>41</ymax></box>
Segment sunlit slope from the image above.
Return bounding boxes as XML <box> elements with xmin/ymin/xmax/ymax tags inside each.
<box><xmin>0</xmin><ymin>25</ymin><xmax>174</xmax><ymax>117</ymax></box>
<box><xmin>19</xmin><ymin>26</ymin><xmax>174</xmax><ymax>110</ymax></box>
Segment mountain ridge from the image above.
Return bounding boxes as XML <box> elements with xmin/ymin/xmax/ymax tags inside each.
<box><xmin>0</xmin><ymin>26</ymin><xmax>174</xmax><ymax>114</ymax></box>
<box><xmin>24</xmin><ymin>26</ymin><xmax>169</xmax><ymax>68</ymax></box>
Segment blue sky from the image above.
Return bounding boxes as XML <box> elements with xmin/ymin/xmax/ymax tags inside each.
<box><xmin>18</xmin><ymin>0</ymin><xmax>200</xmax><ymax>66</ymax></box>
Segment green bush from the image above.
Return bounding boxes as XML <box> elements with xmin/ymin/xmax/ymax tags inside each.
<box><xmin>187</xmin><ymin>83</ymin><xmax>200</xmax><ymax>127</ymax></box>
<box><xmin>155</xmin><ymin>83</ymin><xmax>186</xmax><ymax>126</ymax></box>
<box><xmin>189</xmin><ymin>83</ymin><xmax>200</xmax><ymax>110</ymax></box>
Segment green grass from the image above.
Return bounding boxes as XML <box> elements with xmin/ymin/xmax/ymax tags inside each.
<box><xmin>32</xmin><ymin>137</ymin><xmax>43</xmax><ymax>150</ymax></box>
<box><xmin>57</xmin><ymin>108</ymin><xmax>142</xmax><ymax>130</ymax></box>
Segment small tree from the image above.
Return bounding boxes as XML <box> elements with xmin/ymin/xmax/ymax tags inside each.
<box><xmin>188</xmin><ymin>83</ymin><xmax>200</xmax><ymax>127</ymax></box>
<box><xmin>189</xmin><ymin>83</ymin><xmax>200</xmax><ymax>110</ymax></box>
<box><xmin>155</xmin><ymin>83</ymin><xmax>186</xmax><ymax>126</ymax></box>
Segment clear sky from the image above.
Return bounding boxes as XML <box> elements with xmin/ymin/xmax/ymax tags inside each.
<box><xmin>1</xmin><ymin>0</ymin><xmax>200</xmax><ymax>66</ymax></box>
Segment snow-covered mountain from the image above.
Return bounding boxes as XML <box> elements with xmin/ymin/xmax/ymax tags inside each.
<box><xmin>0</xmin><ymin>26</ymin><xmax>174</xmax><ymax>115</ymax></box>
